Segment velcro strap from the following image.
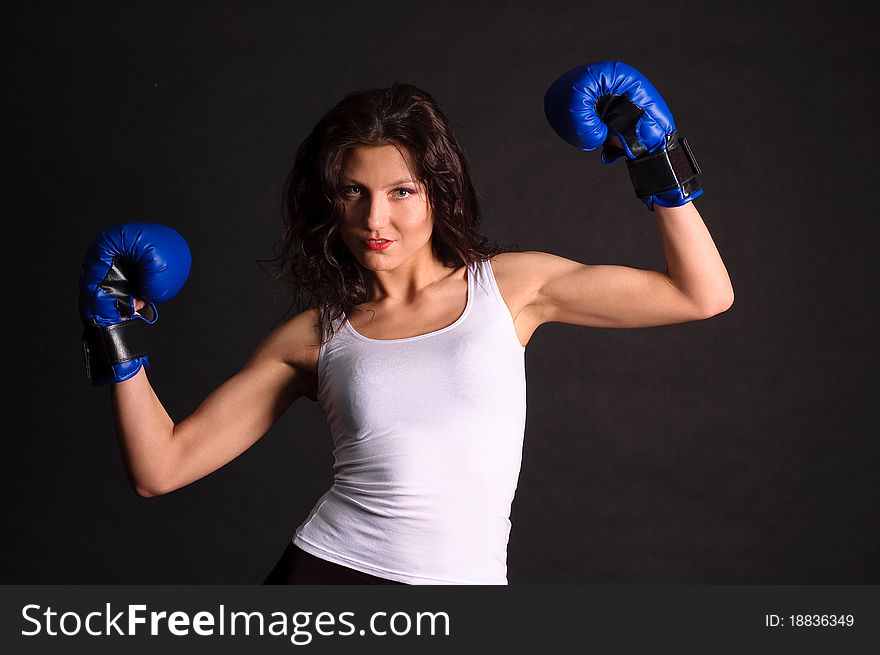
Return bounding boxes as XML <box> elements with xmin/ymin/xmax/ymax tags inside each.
<box><xmin>82</xmin><ymin>319</ymin><xmax>151</xmax><ymax>375</ymax></box>
<box><xmin>625</xmin><ymin>134</ymin><xmax>702</xmax><ymax>199</ymax></box>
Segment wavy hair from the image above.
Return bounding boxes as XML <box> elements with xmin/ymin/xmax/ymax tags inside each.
<box><xmin>263</xmin><ymin>82</ymin><xmax>518</xmax><ymax>344</ymax></box>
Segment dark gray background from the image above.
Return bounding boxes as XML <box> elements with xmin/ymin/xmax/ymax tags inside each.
<box><xmin>8</xmin><ymin>0</ymin><xmax>878</xmax><ymax>583</ymax></box>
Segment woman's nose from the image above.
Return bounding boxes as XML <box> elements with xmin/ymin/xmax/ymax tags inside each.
<box><xmin>364</xmin><ymin>197</ymin><xmax>389</xmax><ymax>229</ymax></box>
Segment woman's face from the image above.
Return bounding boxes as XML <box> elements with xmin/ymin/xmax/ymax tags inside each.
<box><xmin>337</xmin><ymin>144</ymin><xmax>433</xmax><ymax>272</ymax></box>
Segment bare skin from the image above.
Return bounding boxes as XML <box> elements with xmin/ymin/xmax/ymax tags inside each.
<box><xmin>116</xmin><ymin>142</ymin><xmax>732</xmax><ymax>497</ymax></box>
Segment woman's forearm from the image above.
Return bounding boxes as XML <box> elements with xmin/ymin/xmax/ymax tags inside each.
<box><xmin>654</xmin><ymin>202</ymin><xmax>734</xmax><ymax>313</ymax></box>
<box><xmin>110</xmin><ymin>367</ymin><xmax>176</xmax><ymax>497</ymax></box>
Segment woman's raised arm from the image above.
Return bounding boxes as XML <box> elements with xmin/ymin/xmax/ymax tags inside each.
<box><xmin>111</xmin><ymin>308</ymin><xmax>320</xmax><ymax>497</ymax></box>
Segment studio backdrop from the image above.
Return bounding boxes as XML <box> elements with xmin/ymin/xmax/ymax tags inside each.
<box><xmin>7</xmin><ymin>0</ymin><xmax>878</xmax><ymax>584</ymax></box>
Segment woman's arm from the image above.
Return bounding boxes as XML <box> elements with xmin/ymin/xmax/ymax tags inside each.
<box><xmin>654</xmin><ymin>201</ymin><xmax>734</xmax><ymax>315</ymax></box>
<box><xmin>528</xmin><ymin>61</ymin><xmax>733</xmax><ymax>329</ymax></box>
<box><xmin>111</xmin><ymin>308</ymin><xmax>320</xmax><ymax>497</ymax></box>
<box><xmin>506</xmin><ymin>201</ymin><xmax>733</xmax><ymax>329</ymax></box>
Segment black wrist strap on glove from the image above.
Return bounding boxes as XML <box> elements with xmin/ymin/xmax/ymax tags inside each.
<box><xmin>81</xmin><ymin>314</ymin><xmax>152</xmax><ymax>382</ymax></box>
<box><xmin>624</xmin><ymin>130</ymin><xmax>702</xmax><ymax>201</ymax></box>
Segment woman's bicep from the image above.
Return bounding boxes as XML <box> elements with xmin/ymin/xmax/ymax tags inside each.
<box><xmin>502</xmin><ymin>251</ymin><xmax>707</xmax><ymax>329</ymax></box>
<box><xmin>537</xmin><ymin>260</ymin><xmax>705</xmax><ymax>328</ymax></box>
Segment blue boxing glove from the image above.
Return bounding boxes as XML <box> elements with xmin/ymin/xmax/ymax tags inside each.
<box><xmin>79</xmin><ymin>222</ymin><xmax>192</xmax><ymax>386</ymax></box>
<box><xmin>544</xmin><ymin>60</ymin><xmax>703</xmax><ymax>211</ymax></box>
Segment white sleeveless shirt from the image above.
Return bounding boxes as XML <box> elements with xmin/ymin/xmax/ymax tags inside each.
<box><xmin>292</xmin><ymin>258</ymin><xmax>527</xmax><ymax>584</ymax></box>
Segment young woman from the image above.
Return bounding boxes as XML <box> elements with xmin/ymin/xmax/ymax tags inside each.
<box><xmin>80</xmin><ymin>62</ymin><xmax>733</xmax><ymax>585</ymax></box>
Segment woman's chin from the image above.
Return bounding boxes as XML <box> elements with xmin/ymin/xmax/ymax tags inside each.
<box><xmin>355</xmin><ymin>254</ymin><xmax>396</xmax><ymax>271</ymax></box>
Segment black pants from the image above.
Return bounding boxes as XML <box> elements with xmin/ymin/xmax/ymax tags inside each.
<box><xmin>262</xmin><ymin>542</ymin><xmax>406</xmax><ymax>585</ymax></box>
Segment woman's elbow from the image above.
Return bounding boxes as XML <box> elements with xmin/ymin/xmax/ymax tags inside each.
<box><xmin>701</xmin><ymin>290</ymin><xmax>734</xmax><ymax>318</ymax></box>
<box><xmin>133</xmin><ymin>479</ymin><xmax>171</xmax><ymax>498</ymax></box>
<box><xmin>134</xmin><ymin>486</ymin><xmax>160</xmax><ymax>499</ymax></box>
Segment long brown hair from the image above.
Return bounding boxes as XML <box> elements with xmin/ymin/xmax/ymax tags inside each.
<box><xmin>264</xmin><ymin>82</ymin><xmax>517</xmax><ymax>344</ymax></box>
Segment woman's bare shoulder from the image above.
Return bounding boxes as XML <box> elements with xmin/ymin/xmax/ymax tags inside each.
<box><xmin>264</xmin><ymin>307</ymin><xmax>322</xmax><ymax>376</ymax></box>
<box><xmin>484</xmin><ymin>252</ymin><xmax>530</xmax><ymax>324</ymax></box>
<box><xmin>490</xmin><ymin>250</ymin><xmax>560</xmax><ymax>272</ymax></box>
<box><xmin>488</xmin><ymin>251</ymin><xmax>549</xmax><ymax>302</ymax></box>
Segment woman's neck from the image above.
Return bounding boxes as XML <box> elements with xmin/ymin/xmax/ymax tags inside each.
<box><xmin>366</xmin><ymin>249</ymin><xmax>454</xmax><ymax>304</ymax></box>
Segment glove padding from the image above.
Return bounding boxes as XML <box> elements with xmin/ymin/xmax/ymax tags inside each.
<box><xmin>543</xmin><ymin>60</ymin><xmax>703</xmax><ymax>210</ymax></box>
<box><xmin>79</xmin><ymin>222</ymin><xmax>191</xmax><ymax>386</ymax></box>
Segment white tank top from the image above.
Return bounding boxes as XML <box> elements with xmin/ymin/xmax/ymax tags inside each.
<box><xmin>292</xmin><ymin>258</ymin><xmax>527</xmax><ymax>584</ymax></box>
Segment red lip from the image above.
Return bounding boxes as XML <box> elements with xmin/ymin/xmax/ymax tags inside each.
<box><xmin>364</xmin><ymin>239</ymin><xmax>393</xmax><ymax>251</ymax></box>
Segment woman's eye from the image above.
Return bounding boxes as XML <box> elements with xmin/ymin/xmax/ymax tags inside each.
<box><xmin>342</xmin><ymin>186</ymin><xmax>414</xmax><ymax>198</ymax></box>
